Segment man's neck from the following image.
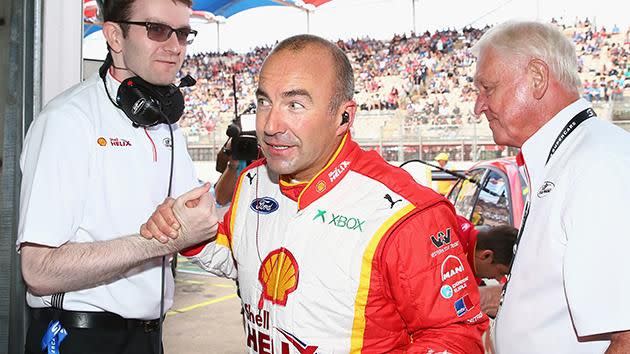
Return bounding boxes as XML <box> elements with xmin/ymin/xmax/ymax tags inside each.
<box><xmin>110</xmin><ymin>66</ymin><xmax>134</xmax><ymax>83</ymax></box>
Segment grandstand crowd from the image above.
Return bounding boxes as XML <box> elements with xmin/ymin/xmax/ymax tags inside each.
<box><xmin>178</xmin><ymin>18</ymin><xmax>629</xmax><ymax>138</ymax></box>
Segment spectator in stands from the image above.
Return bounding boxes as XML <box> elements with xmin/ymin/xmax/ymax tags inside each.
<box><xmin>473</xmin><ymin>20</ymin><xmax>630</xmax><ymax>352</ymax></box>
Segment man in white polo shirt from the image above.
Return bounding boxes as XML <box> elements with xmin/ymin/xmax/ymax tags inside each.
<box><xmin>17</xmin><ymin>0</ymin><xmax>218</xmax><ymax>353</ymax></box>
<box><xmin>472</xmin><ymin>21</ymin><xmax>630</xmax><ymax>352</ymax></box>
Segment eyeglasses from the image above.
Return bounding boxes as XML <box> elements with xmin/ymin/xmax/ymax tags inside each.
<box><xmin>116</xmin><ymin>21</ymin><xmax>198</xmax><ymax>45</ymax></box>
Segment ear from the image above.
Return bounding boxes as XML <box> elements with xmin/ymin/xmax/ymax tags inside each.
<box><xmin>528</xmin><ymin>58</ymin><xmax>549</xmax><ymax>100</ymax></box>
<box><xmin>476</xmin><ymin>249</ymin><xmax>494</xmax><ymax>264</ymax></box>
<box><xmin>102</xmin><ymin>22</ymin><xmax>124</xmax><ymax>54</ymax></box>
<box><xmin>335</xmin><ymin>101</ymin><xmax>357</xmax><ymax>136</ymax></box>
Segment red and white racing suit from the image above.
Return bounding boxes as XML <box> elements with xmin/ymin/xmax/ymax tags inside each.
<box><xmin>183</xmin><ymin>134</ymin><xmax>488</xmax><ymax>353</ymax></box>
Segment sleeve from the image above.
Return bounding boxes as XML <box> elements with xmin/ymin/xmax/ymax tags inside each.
<box><xmin>563</xmin><ymin>158</ymin><xmax>630</xmax><ymax>337</ymax></box>
<box><xmin>180</xmin><ymin>202</ymin><xmax>237</xmax><ymax>280</ymax></box>
<box><xmin>382</xmin><ymin>202</ymin><xmax>488</xmax><ymax>353</ymax></box>
<box><xmin>17</xmin><ymin>106</ymin><xmax>92</xmax><ymax>249</ymax></box>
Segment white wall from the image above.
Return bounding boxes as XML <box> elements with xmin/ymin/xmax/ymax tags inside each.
<box><xmin>42</xmin><ymin>0</ymin><xmax>82</xmax><ymax>105</ymax></box>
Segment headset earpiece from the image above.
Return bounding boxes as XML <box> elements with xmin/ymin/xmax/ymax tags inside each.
<box><xmin>341</xmin><ymin>111</ymin><xmax>349</xmax><ymax>125</ymax></box>
<box><xmin>100</xmin><ymin>55</ymin><xmax>193</xmax><ymax>127</ymax></box>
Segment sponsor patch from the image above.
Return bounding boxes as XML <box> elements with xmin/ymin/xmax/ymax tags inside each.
<box><xmin>430</xmin><ymin>240</ymin><xmax>460</xmax><ymax>258</ymax></box>
<box><xmin>431</xmin><ymin>228</ymin><xmax>452</xmax><ymax>248</ymax></box>
<box><xmin>328</xmin><ymin>160</ymin><xmax>350</xmax><ymax>183</ymax></box>
<box><xmin>451</xmin><ymin>276</ymin><xmax>469</xmax><ymax>294</ymax></box>
<box><xmin>454</xmin><ymin>294</ymin><xmax>474</xmax><ymax>317</ymax></box>
<box><xmin>162</xmin><ymin>137</ymin><xmax>172</xmax><ymax>148</ymax></box>
<box><xmin>537</xmin><ymin>181</ymin><xmax>555</xmax><ymax>198</ymax></box>
<box><xmin>276</xmin><ymin>328</ymin><xmax>319</xmax><ymax>354</ymax></box>
<box><xmin>384</xmin><ymin>193</ymin><xmax>402</xmax><ymax>209</ymax></box>
<box><xmin>312</xmin><ymin>209</ymin><xmax>365</xmax><ymax>232</ymax></box>
<box><xmin>250</xmin><ymin>197</ymin><xmax>279</xmax><ymax>214</ymax></box>
<box><xmin>258</xmin><ymin>248</ymin><xmax>299</xmax><ymax>308</ymax></box>
<box><xmin>441</xmin><ymin>255</ymin><xmax>465</xmax><ymax>281</ymax></box>
<box><xmin>97</xmin><ymin>137</ymin><xmax>107</xmax><ymax>146</ymax></box>
<box><xmin>109</xmin><ymin>137</ymin><xmax>132</xmax><ymax>147</ymax></box>
<box><xmin>316</xmin><ymin>181</ymin><xmax>326</xmax><ymax>193</ymax></box>
<box><xmin>440</xmin><ymin>285</ymin><xmax>453</xmax><ymax>299</ymax></box>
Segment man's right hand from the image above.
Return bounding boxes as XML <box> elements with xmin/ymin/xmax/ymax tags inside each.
<box><xmin>140</xmin><ymin>183</ymin><xmax>219</xmax><ymax>249</ymax></box>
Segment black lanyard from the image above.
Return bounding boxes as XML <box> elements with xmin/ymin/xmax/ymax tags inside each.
<box><xmin>545</xmin><ymin>107</ymin><xmax>595</xmax><ymax>165</ymax></box>
<box><xmin>498</xmin><ymin>107</ymin><xmax>595</xmax><ymax>308</ymax></box>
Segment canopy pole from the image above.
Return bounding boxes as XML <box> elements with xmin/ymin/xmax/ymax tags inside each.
<box><xmin>306</xmin><ymin>10</ymin><xmax>310</xmax><ymax>33</ymax></box>
<box><xmin>216</xmin><ymin>22</ymin><xmax>220</xmax><ymax>53</ymax></box>
<box><xmin>412</xmin><ymin>0</ymin><xmax>416</xmax><ymax>33</ymax></box>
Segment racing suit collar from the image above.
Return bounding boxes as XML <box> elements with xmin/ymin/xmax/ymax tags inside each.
<box><xmin>279</xmin><ymin>133</ymin><xmax>361</xmax><ymax>210</ymax></box>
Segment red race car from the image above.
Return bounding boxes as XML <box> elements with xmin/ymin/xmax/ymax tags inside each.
<box><xmin>446</xmin><ymin>157</ymin><xmax>527</xmax><ymax>228</ymax></box>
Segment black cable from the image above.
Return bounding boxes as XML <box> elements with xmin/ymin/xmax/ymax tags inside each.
<box><xmin>157</xmin><ymin>124</ymin><xmax>175</xmax><ymax>354</ymax></box>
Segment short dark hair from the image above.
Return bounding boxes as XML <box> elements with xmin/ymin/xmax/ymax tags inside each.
<box><xmin>269</xmin><ymin>34</ymin><xmax>354</xmax><ymax>114</ymax></box>
<box><xmin>476</xmin><ymin>225</ymin><xmax>518</xmax><ymax>266</ymax></box>
<box><xmin>102</xmin><ymin>0</ymin><xmax>193</xmax><ymax>36</ymax></box>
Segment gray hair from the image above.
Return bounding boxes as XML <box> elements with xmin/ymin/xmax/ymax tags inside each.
<box><xmin>269</xmin><ymin>34</ymin><xmax>354</xmax><ymax>113</ymax></box>
<box><xmin>472</xmin><ymin>21</ymin><xmax>581</xmax><ymax>91</ymax></box>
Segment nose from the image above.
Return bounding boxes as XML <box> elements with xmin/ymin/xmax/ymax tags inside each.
<box><xmin>260</xmin><ymin>107</ymin><xmax>286</xmax><ymax>137</ymax></box>
<box><xmin>473</xmin><ymin>93</ymin><xmax>487</xmax><ymax>117</ymax></box>
<box><xmin>163</xmin><ymin>31</ymin><xmax>183</xmax><ymax>54</ymax></box>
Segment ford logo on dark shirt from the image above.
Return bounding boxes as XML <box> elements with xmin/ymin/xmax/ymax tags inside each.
<box><xmin>250</xmin><ymin>197</ymin><xmax>279</xmax><ymax>214</ymax></box>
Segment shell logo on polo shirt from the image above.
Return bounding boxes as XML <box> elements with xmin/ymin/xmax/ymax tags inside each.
<box><xmin>257</xmin><ymin>248</ymin><xmax>299</xmax><ymax>309</ymax></box>
<box><xmin>98</xmin><ymin>137</ymin><xmax>133</xmax><ymax>147</ymax></box>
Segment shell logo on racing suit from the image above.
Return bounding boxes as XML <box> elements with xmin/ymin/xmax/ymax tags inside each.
<box><xmin>258</xmin><ymin>248</ymin><xmax>299</xmax><ymax>309</ymax></box>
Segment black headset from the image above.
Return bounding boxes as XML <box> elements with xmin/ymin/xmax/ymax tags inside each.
<box><xmin>341</xmin><ymin>111</ymin><xmax>350</xmax><ymax>125</ymax></box>
<box><xmin>99</xmin><ymin>53</ymin><xmax>196</xmax><ymax>127</ymax></box>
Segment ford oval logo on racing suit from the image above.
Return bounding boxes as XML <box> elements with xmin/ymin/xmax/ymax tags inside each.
<box><xmin>250</xmin><ymin>197</ymin><xmax>279</xmax><ymax>214</ymax></box>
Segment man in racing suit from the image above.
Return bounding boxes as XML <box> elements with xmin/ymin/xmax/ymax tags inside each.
<box><xmin>143</xmin><ymin>34</ymin><xmax>488</xmax><ymax>353</ymax></box>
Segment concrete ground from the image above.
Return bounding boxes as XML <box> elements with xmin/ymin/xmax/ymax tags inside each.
<box><xmin>164</xmin><ymin>256</ymin><xmax>245</xmax><ymax>353</ymax></box>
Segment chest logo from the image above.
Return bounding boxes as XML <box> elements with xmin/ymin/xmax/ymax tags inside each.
<box><xmin>258</xmin><ymin>248</ymin><xmax>299</xmax><ymax>309</ymax></box>
<box><xmin>97</xmin><ymin>137</ymin><xmax>107</xmax><ymax>146</ymax></box>
<box><xmin>384</xmin><ymin>193</ymin><xmax>402</xmax><ymax>209</ymax></box>
<box><xmin>250</xmin><ymin>197</ymin><xmax>279</xmax><ymax>214</ymax></box>
<box><xmin>537</xmin><ymin>181</ymin><xmax>555</xmax><ymax>198</ymax></box>
<box><xmin>277</xmin><ymin>328</ymin><xmax>319</xmax><ymax>354</ymax></box>
<box><xmin>245</xmin><ymin>172</ymin><xmax>256</xmax><ymax>185</ymax></box>
<box><xmin>109</xmin><ymin>137</ymin><xmax>132</xmax><ymax>147</ymax></box>
<box><xmin>162</xmin><ymin>137</ymin><xmax>172</xmax><ymax>149</ymax></box>
<box><xmin>312</xmin><ymin>209</ymin><xmax>365</xmax><ymax>232</ymax></box>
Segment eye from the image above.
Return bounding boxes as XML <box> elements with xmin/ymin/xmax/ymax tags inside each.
<box><xmin>288</xmin><ymin>101</ymin><xmax>305</xmax><ymax>110</ymax></box>
<box><xmin>256</xmin><ymin>97</ymin><xmax>270</xmax><ymax>108</ymax></box>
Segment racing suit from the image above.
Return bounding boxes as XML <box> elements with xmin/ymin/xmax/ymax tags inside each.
<box><xmin>183</xmin><ymin>134</ymin><xmax>488</xmax><ymax>353</ymax></box>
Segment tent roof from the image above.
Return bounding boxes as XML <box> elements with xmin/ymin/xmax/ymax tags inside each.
<box><xmin>194</xmin><ymin>1</ymin><xmax>332</xmax><ymax>18</ymax></box>
<box><xmin>84</xmin><ymin>0</ymin><xmax>332</xmax><ymax>37</ymax></box>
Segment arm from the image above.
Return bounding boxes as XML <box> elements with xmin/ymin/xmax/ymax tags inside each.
<box><xmin>21</xmin><ymin>184</ymin><xmax>218</xmax><ymax>296</ymax></box>
<box><xmin>214</xmin><ymin>160</ymin><xmax>240</xmax><ymax>205</ymax></box>
<box><xmin>478</xmin><ymin>284</ymin><xmax>503</xmax><ymax>318</ymax></box>
<box><xmin>607</xmin><ymin>332</ymin><xmax>630</xmax><ymax>353</ymax></box>
<box><xmin>140</xmin><ymin>185</ymin><xmax>238</xmax><ymax>279</ymax></box>
<box><xmin>564</xmin><ymin>158</ymin><xmax>630</xmax><ymax>340</ymax></box>
<box><xmin>383</xmin><ymin>203</ymin><xmax>488</xmax><ymax>352</ymax></box>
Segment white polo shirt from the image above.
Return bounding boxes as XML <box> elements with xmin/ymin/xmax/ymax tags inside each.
<box><xmin>18</xmin><ymin>72</ymin><xmax>199</xmax><ymax>319</ymax></box>
<box><xmin>495</xmin><ymin>98</ymin><xmax>630</xmax><ymax>353</ymax></box>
